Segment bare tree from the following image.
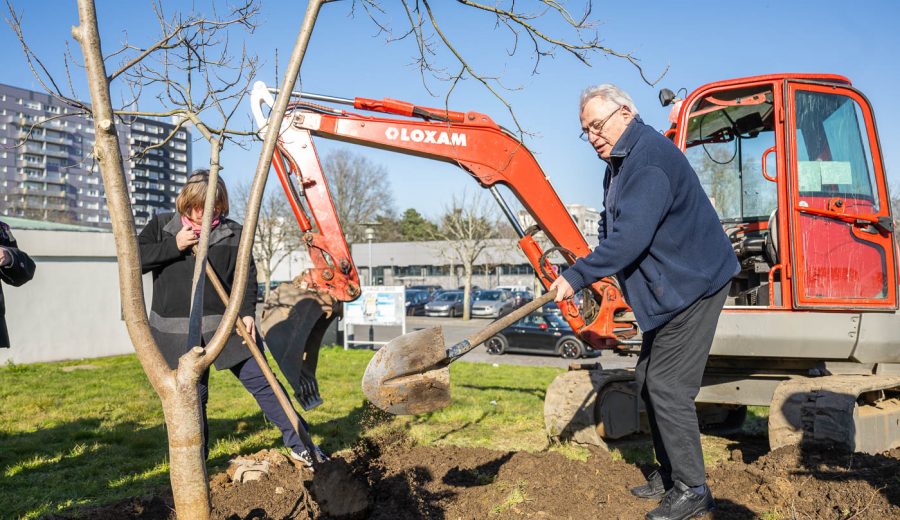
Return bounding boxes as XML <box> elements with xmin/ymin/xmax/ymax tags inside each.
<box><xmin>432</xmin><ymin>190</ymin><xmax>502</xmax><ymax>319</ymax></box>
<box><xmin>321</xmin><ymin>149</ymin><xmax>396</xmax><ymax>244</ymax></box>
<box><xmin>234</xmin><ymin>184</ymin><xmax>303</xmax><ymax>301</ymax></box>
<box><xmin>9</xmin><ymin>0</ymin><xmax>327</xmax><ymax>517</ymax></box>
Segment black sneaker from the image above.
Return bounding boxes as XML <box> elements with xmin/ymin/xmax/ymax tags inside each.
<box><xmin>645</xmin><ymin>481</ymin><xmax>716</xmax><ymax>520</ymax></box>
<box><xmin>630</xmin><ymin>470</ymin><xmax>669</xmax><ymax>500</ymax></box>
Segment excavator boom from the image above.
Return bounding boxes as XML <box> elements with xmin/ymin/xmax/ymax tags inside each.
<box><xmin>250</xmin><ymin>81</ymin><xmax>636</xmax><ymax>349</ymax></box>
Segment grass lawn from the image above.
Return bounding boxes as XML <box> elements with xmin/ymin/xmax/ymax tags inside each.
<box><xmin>0</xmin><ymin>348</ymin><xmax>562</xmax><ymax>519</ymax></box>
<box><xmin>0</xmin><ymin>348</ymin><xmax>769</xmax><ymax>519</ymax></box>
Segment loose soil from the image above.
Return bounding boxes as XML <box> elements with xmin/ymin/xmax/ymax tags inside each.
<box><xmin>51</xmin><ymin>435</ymin><xmax>900</xmax><ymax>519</ymax></box>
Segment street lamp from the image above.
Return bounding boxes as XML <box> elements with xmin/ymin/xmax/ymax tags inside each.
<box><xmin>365</xmin><ymin>226</ymin><xmax>375</xmax><ymax>285</ymax></box>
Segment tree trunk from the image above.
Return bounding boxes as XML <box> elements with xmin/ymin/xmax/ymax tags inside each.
<box><xmin>264</xmin><ymin>268</ymin><xmax>272</xmax><ymax>303</ymax></box>
<box><xmin>164</xmin><ymin>354</ymin><xmax>209</xmax><ymax>515</ymax></box>
<box><xmin>462</xmin><ymin>265</ymin><xmax>473</xmax><ymax>320</ymax></box>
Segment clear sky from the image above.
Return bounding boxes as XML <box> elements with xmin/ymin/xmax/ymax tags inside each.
<box><xmin>2</xmin><ymin>1</ymin><xmax>899</xmax><ymax>220</ymax></box>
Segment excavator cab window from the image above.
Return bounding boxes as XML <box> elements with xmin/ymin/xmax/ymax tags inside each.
<box><xmin>683</xmin><ymin>85</ymin><xmax>779</xmax><ymax>306</ymax></box>
<box><xmin>683</xmin><ymin>85</ymin><xmax>778</xmax><ymax>223</ymax></box>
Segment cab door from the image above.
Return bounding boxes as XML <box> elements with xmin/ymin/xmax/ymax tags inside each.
<box><xmin>786</xmin><ymin>82</ymin><xmax>897</xmax><ymax>309</ymax></box>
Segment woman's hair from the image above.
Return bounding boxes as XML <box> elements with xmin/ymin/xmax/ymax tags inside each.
<box><xmin>175</xmin><ymin>169</ymin><xmax>229</xmax><ymax>217</ymax></box>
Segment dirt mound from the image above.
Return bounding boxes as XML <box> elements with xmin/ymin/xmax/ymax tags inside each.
<box><xmin>51</xmin><ymin>437</ymin><xmax>900</xmax><ymax>519</ymax></box>
<box><xmin>709</xmin><ymin>442</ymin><xmax>900</xmax><ymax>519</ymax></box>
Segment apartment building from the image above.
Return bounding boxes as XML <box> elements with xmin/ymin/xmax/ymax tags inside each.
<box><xmin>516</xmin><ymin>203</ymin><xmax>602</xmax><ymax>237</ymax></box>
<box><xmin>0</xmin><ymin>83</ymin><xmax>191</xmax><ymax>227</ymax></box>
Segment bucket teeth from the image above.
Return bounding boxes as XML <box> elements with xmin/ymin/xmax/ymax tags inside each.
<box><xmin>259</xmin><ymin>283</ymin><xmax>340</xmax><ymax>412</ymax></box>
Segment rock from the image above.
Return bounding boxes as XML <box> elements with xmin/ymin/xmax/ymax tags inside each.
<box><xmin>730</xmin><ymin>449</ymin><xmax>743</xmax><ymax>462</ymax></box>
<box><xmin>227</xmin><ymin>457</ymin><xmax>271</xmax><ymax>483</ymax></box>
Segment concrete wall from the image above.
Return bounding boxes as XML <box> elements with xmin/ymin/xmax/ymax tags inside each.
<box><xmin>1</xmin><ymin>228</ymin><xmax>150</xmax><ymax>365</ymax></box>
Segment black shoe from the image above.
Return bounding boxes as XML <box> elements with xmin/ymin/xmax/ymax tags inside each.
<box><xmin>630</xmin><ymin>470</ymin><xmax>669</xmax><ymax>500</ymax></box>
<box><xmin>645</xmin><ymin>481</ymin><xmax>716</xmax><ymax>520</ymax></box>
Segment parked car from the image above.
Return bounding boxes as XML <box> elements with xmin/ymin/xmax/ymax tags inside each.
<box><xmin>485</xmin><ymin>306</ymin><xmax>595</xmax><ymax>359</ymax></box>
<box><xmin>255</xmin><ymin>281</ymin><xmax>283</xmax><ymax>302</ymax></box>
<box><xmin>471</xmin><ymin>289</ymin><xmax>516</xmax><ymax>319</ymax></box>
<box><xmin>405</xmin><ymin>289</ymin><xmax>431</xmax><ymax>316</ymax></box>
<box><xmin>424</xmin><ymin>291</ymin><xmax>465</xmax><ymax>317</ymax></box>
<box><xmin>509</xmin><ymin>290</ymin><xmax>533</xmax><ymax>309</ymax></box>
<box><xmin>408</xmin><ymin>284</ymin><xmax>443</xmax><ymax>296</ymax></box>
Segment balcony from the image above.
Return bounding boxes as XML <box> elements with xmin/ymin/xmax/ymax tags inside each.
<box><xmin>10</xmin><ymin>186</ymin><xmax>67</xmax><ymax>198</ymax></box>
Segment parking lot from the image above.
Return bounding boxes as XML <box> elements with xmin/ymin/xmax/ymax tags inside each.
<box><xmin>343</xmin><ymin>315</ymin><xmax>638</xmax><ymax>370</ymax></box>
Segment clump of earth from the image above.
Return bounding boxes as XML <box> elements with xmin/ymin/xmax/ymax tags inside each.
<box><xmin>53</xmin><ymin>432</ymin><xmax>900</xmax><ymax>519</ymax></box>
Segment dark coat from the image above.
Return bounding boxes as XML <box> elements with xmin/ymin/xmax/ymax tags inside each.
<box><xmin>0</xmin><ymin>221</ymin><xmax>36</xmax><ymax>349</ymax></box>
<box><xmin>138</xmin><ymin>212</ymin><xmax>258</xmax><ymax>370</ymax></box>
<box><xmin>561</xmin><ymin>116</ymin><xmax>739</xmax><ymax>331</ymax></box>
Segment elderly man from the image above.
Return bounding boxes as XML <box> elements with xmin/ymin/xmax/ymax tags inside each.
<box><xmin>0</xmin><ymin>220</ymin><xmax>36</xmax><ymax>349</ymax></box>
<box><xmin>549</xmin><ymin>85</ymin><xmax>739</xmax><ymax>520</ymax></box>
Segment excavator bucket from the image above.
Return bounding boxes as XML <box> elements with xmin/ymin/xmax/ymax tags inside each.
<box><xmin>259</xmin><ymin>282</ymin><xmax>340</xmax><ymax>410</ymax></box>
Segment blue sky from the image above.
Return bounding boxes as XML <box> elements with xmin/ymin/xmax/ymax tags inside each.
<box><xmin>2</xmin><ymin>1</ymin><xmax>899</xmax><ymax>219</ymax></box>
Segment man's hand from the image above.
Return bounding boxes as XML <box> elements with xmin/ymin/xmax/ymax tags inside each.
<box><xmin>241</xmin><ymin>316</ymin><xmax>257</xmax><ymax>344</ymax></box>
<box><xmin>549</xmin><ymin>276</ymin><xmax>575</xmax><ymax>303</ymax></box>
<box><xmin>176</xmin><ymin>225</ymin><xmax>199</xmax><ymax>251</ymax></box>
<box><xmin>0</xmin><ymin>247</ymin><xmax>9</xmax><ymax>268</ymax></box>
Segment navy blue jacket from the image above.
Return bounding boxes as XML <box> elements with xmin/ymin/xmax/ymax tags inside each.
<box><xmin>561</xmin><ymin>116</ymin><xmax>739</xmax><ymax>331</ymax></box>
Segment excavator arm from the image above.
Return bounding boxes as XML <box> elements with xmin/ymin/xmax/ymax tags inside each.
<box><xmin>250</xmin><ymin>81</ymin><xmax>636</xmax><ymax>349</ymax></box>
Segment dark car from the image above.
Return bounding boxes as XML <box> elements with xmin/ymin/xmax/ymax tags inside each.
<box><xmin>485</xmin><ymin>306</ymin><xmax>594</xmax><ymax>359</ymax></box>
<box><xmin>256</xmin><ymin>281</ymin><xmax>283</xmax><ymax>303</ymax></box>
<box><xmin>424</xmin><ymin>290</ymin><xmax>464</xmax><ymax>317</ymax></box>
<box><xmin>405</xmin><ymin>289</ymin><xmax>431</xmax><ymax>316</ymax></box>
<box><xmin>510</xmin><ymin>290</ymin><xmax>533</xmax><ymax>309</ymax></box>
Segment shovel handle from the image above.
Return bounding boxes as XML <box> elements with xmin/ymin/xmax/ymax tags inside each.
<box><xmin>445</xmin><ymin>288</ymin><xmax>559</xmax><ymax>360</ymax></box>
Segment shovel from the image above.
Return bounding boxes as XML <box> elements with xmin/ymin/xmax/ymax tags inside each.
<box><xmin>362</xmin><ymin>289</ymin><xmax>558</xmax><ymax>415</ymax></box>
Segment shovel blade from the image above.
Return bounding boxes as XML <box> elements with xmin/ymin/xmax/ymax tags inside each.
<box><xmin>361</xmin><ymin>327</ymin><xmax>453</xmax><ymax>415</ymax></box>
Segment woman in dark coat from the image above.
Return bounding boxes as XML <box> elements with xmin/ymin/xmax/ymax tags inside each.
<box><xmin>138</xmin><ymin>170</ymin><xmax>325</xmax><ymax>465</ymax></box>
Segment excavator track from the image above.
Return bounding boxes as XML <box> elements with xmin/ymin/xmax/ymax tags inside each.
<box><xmin>769</xmin><ymin>374</ymin><xmax>900</xmax><ymax>454</ymax></box>
<box><xmin>544</xmin><ymin>367</ymin><xmax>643</xmax><ymax>448</ymax></box>
<box><xmin>259</xmin><ymin>278</ymin><xmax>341</xmax><ymax>411</ymax></box>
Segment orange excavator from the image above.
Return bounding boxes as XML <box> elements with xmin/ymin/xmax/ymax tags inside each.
<box><xmin>250</xmin><ymin>73</ymin><xmax>900</xmax><ymax>454</ymax></box>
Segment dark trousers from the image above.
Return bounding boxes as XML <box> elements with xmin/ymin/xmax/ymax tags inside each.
<box><xmin>198</xmin><ymin>355</ymin><xmax>308</xmax><ymax>459</ymax></box>
<box><xmin>634</xmin><ymin>283</ymin><xmax>729</xmax><ymax>487</ymax></box>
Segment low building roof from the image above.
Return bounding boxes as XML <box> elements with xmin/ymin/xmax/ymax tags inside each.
<box><xmin>0</xmin><ymin>216</ymin><xmax>104</xmax><ymax>232</ymax></box>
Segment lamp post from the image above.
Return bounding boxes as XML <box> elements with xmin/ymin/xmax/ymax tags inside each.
<box><xmin>365</xmin><ymin>226</ymin><xmax>375</xmax><ymax>285</ymax></box>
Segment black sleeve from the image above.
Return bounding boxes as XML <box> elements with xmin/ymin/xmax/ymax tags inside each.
<box><xmin>241</xmin><ymin>253</ymin><xmax>258</xmax><ymax>317</ymax></box>
<box><xmin>0</xmin><ymin>242</ymin><xmax>36</xmax><ymax>287</ymax></box>
<box><xmin>138</xmin><ymin>214</ymin><xmax>184</xmax><ymax>274</ymax></box>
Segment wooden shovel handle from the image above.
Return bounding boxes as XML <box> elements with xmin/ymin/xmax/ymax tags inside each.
<box><xmin>445</xmin><ymin>288</ymin><xmax>558</xmax><ymax>360</ymax></box>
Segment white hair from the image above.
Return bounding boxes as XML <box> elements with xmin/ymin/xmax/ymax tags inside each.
<box><xmin>579</xmin><ymin>84</ymin><xmax>639</xmax><ymax>116</ymax></box>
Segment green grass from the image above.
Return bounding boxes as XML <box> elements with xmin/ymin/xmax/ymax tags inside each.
<box><xmin>490</xmin><ymin>479</ymin><xmax>529</xmax><ymax>515</ymax></box>
<box><xmin>0</xmin><ymin>348</ymin><xmax>562</xmax><ymax>519</ymax></box>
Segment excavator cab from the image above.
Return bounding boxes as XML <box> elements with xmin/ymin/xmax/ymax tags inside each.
<box><xmin>673</xmin><ymin>75</ymin><xmax>897</xmax><ymax>311</ymax></box>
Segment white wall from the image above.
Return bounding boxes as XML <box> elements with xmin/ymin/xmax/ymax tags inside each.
<box><xmin>1</xmin><ymin>229</ymin><xmax>151</xmax><ymax>365</ymax></box>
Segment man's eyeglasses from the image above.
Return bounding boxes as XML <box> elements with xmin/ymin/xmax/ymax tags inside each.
<box><xmin>579</xmin><ymin>105</ymin><xmax>621</xmax><ymax>142</ymax></box>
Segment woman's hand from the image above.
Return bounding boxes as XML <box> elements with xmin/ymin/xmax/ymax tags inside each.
<box><xmin>241</xmin><ymin>316</ymin><xmax>257</xmax><ymax>344</ymax></box>
<box><xmin>176</xmin><ymin>224</ymin><xmax>199</xmax><ymax>251</ymax></box>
